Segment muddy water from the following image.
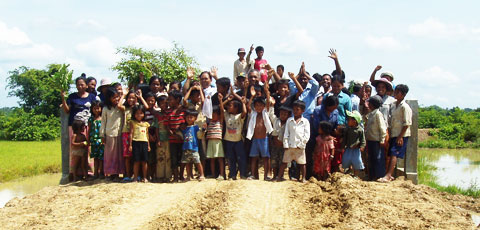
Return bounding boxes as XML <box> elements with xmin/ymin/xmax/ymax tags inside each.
<box><xmin>419</xmin><ymin>148</ymin><xmax>480</xmax><ymax>189</ymax></box>
<box><xmin>0</xmin><ymin>173</ymin><xmax>60</xmax><ymax>207</ymax></box>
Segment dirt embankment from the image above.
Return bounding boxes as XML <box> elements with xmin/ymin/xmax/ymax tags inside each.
<box><xmin>0</xmin><ymin>173</ymin><xmax>478</xmax><ymax>229</ymax></box>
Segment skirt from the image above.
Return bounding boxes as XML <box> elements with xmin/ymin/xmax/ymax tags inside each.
<box><xmin>104</xmin><ymin>136</ymin><xmax>125</xmax><ymax>175</ymax></box>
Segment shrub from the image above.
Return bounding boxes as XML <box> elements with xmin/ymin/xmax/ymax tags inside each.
<box><xmin>0</xmin><ymin>108</ymin><xmax>60</xmax><ymax>141</ymax></box>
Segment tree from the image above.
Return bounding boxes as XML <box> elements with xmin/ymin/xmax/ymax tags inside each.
<box><xmin>6</xmin><ymin>64</ymin><xmax>71</xmax><ymax>117</ymax></box>
<box><xmin>112</xmin><ymin>43</ymin><xmax>199</xmax><ymax>86</ymax></box>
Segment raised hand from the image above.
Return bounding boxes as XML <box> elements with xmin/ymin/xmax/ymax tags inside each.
<box><xmin>328</xmin><ymin>49</ymin><xmax>338</xmax><ymax>60</ymax></box>
<box><xmin>241</xmin><ymin>96</ymin><xmax>247</xmax><ymax>104</ymax></box>
<box><xmin>61</xmin><ymin>91</ymin><xmax>66</xmax><ymax>98</ymax></box>
<box><xmin>250</xmin><ymin>85</ymin><xmax>256</xmax><ymax>97</ymax></box>
<box><xmin>264</xmin><ymin>63</ymin><xmax>272</xmax><ymax>70</ymax></box>
<box><xmin>135</xmin><ymin>89</ymin><xmax>143</xmax><ymax>98</ymax></box>
<box><xmin>187</xmin><ymin>67</ymin><xmax>195</xmax><ymax>80</ymax></box>
<box><xmin>210</xmin><ymin>66</ymin><xmax>218</xmax><ymax>77</ymax></box>
<box><xmin>267</xmin><ymin>69</ymin><xmax>275</xmax><ymax>77</ymax></box>
<box><xmin>374</xmin><ymin>65</ymin><xmax>382</xmax><ymax>72</ymax></box>
<box><xmin>217</xmin><ymin>92</ymin><xmax>223</xmax><ymax>101</ymax></box>
<box><xmin>249</xmin><ymin>44</ymin><xmax>254</xmax><ymax>53</ymax></box>
<box><xmin>288</xmin><ymin>72</ymin><xmax>296</xmax><ymax>79</ymax></box>
<box><xmin>227</xmin><ymin>94</ymin><xmax>234</xmax><ymax>101</ymax></box>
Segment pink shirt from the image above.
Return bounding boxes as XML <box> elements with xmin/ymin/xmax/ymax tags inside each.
<box><xmin>254</xmin><ymin>58</ymin><xmax>268</xmax><ymax>83</ymax></box>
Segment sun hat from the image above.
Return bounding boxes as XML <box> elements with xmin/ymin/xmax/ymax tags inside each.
<box><xmin>97</xmin><ymin>78</ymin><xmax>112</xmax><ymax>90</ymax></box>
<box><xmin>372</xmin><ymin>78</ymin><xmax>393</xmax><ymax>91</ymax></box>
<box><xmin>237</xmin><ymin>48</ymin><xmax>246</xmax><ymax>53</ymax></box>
<box><xmin>380</xmin><ymin>71</ymin><xmax>394</xmax><ymax>81</ymax></box>
<box><xmin>346</xmin><ymin>110</ymin><xmax>362</xmax><ymax>124</ymax></box>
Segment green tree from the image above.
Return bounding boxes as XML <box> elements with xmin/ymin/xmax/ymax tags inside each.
<box><xmin>112</xmin><ymin>43</ymin><xmax>199</xmax><ymax>86</ymax></box>
<box><xmin>6</xmin><ymin>64</ymin><xmax>71</xmax><ymax>117</ymax></box>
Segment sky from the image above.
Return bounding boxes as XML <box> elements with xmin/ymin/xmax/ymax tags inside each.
<box><xmin>1</xmin><ymin>0</ymin><xmax>479</xmax><ymax>108</ymax></box>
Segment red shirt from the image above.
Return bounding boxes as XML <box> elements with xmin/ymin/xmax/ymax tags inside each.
<box><xmin>254</xmin><ymin>58</ymin><xmax>268</xmax><ymax>83</ymax></box>
<box><xmin>166</xmin><ymin>108</ymin><xmax>185</xmax><ymax>143</ymax></box>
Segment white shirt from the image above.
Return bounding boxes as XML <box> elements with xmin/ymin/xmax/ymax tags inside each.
<box><xmin>202</xmin><ymin>86</ymin><xmax>217</xmax><ymax>119</ymax></box>
<box><xmin>283</xmin><ymin>116</ymin><xmax>310</xmax><ymax>149</ymax></box>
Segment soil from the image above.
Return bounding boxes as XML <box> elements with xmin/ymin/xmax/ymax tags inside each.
<box><xmin>418</xmin><ymin>128</ymin><xmax>433</xmax><ymax>142</ymax></box>
<box><xmin>1</xmin><ymin>173</ymin><xmax>478</xmax><ymax>230</ymax></box>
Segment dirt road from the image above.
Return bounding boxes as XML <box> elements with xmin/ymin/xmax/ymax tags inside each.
<box><xmin>0</xmin><ymin>174</ymin><xmax>478</xmax><ymax>229</ymax></box>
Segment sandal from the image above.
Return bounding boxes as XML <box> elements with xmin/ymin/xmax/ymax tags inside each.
<box><xmin>377</xmin><ymin>177</ymin><xmax>391</xmax><ymax>183</ymax></box>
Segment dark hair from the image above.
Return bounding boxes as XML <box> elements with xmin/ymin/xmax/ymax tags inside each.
<box><xmin>90</xmin><ymin>100</ymin><xmax>103</xmax><ymax>115</ymax></box>
<box><xmin>212</xmin><ymin>105</ymin><xmax>221</xmax><ymax>115</ymax></box>
<box><xmin>312</xmin><ymin>73</ymin><xmax>322</xmax><ymax>83</ymax></box>
<box><xmin>342</xmin><ymin>87</ymin><xmax>350</xmax><ymax>96</ymax></box>
<box><xmin>319</xmin><ymin>121</ymin><xmax>333</xmax><ymax>136</ymax></box>
<box><xmin>104</xmin><ymin>87</ymin><xmax>119</xmax><ymax>109</ymax></box>
<box><xmin>278</xmin><ymin>106</ymin><xmax>292</xmax><ymax>115</ymax></box>
<box><xmin>365</xmin><ymin>85</ymin><xmax>372</xmax><ymax>92</ymax></box>
<box><xmin>111</xmin><ymin>82</ymin><xmax>122</xmax><ymax>92</ymax></box>
<box><xmin>75</xmin><ymin>75</ymin><xmax>87</xmax><ymax>85</ymax></box>
<box><xmin>190</xmin><ymin>88</ymin><xmax>200</xmax><ymax>97</ymax></box>
<box><xmin>292</xmin><ymin>100</ymin><xmax>306</xmax><ymax>111</ymax></box>
<box><xmin>255</xmin><ymin>46</ymin><xmax>264</xmax><ymax>53</ymax></box>
<box><xmin>331</xmin><ymin>70</ymin><xmax>345</xmax><ymax>80</ymax></box>
<box><xmin>185</xmin><ymin>109</ymin><xmax>199</xmax><ymax>117</ymax></box>
<box><xmin>156</xmin><ymin>95</ymin><xmax>168</xmax><ymax>103</ymax></box>
<box><xmin>323</xmin><ymin>95</ymin><xmax>339</xmax><ymax>107</ymax></box>
<box><xmin>368</xmin><ymin>95</ymin><xmax>383</xmax><ymax>109</ymax></box>
<box><xmin>132</xmin><ymin>104</ymin><xmax>146</xmax><ymax>121</ymax></box>
<box><xmin>216</xmin><ymin>77</ymin><xmax>231</xmax><ymax>88</ymax></box>
<box><xmin>168</xmin><ymin>90</ymin><xmax>183</xmax><ymax>101</ymax></box>
<box><xmin>169</xmin><ymin>81</ymin><xmax>181</xmax><ymax>89</ymax></box>
<box><xmin>277</xmin><ymin>79</ymin><xmax>289</xmax><ymax>88</ymax></box>
<box><xmin>199</xmin><ymin>71</ymin><xmax>212</xmax><ymax>80</ymax></box>
<box><xmin>277</xmin><ymin>65</ymin><xmax>284</xmax><ymax>71</ymax></box>
<box><xmin>395</xmin><ymin>84</ymin><xmax>409</xmax><ymax>95</ymax></box>
<box><xmin>322</xmin><ymin>74</ymin><xmax>332</xmax><ymax>80</ymax></box>
<box><xmin>229</xmin><ymin>99</ymin><xmax>242</xmax><ymax>112</ymax></box>
<box><xmin>331</xmin><ymin>75</ymin><xmax>345</xmax><ymax>84</ymax></box>
<box><xmin>253</xmin><ymin>97</ymin><xmax>266</xmax><ymax>105</ymax></box>
<box><xmin>86</xmin><ymin>76</ymin><xmax>96</xmax><ymax>85</ymax></box>
<box><xmin>149</xmin><ymin>76</ymin><xmax>166</xmax><ymax>87</ymax></box>
<box><xmin>253</xmin><ymin>84</ymin><xmax>264</xmax><ymax>95</ymax></box>
<box><xmin>123</xmin><ymin>90</ymin><xmax>136</xmax><ymax>108</ymax></box>
<box><xmin>144</xmin><ymin>92</ymin><xmax>155</xmax><ymax>100</ymax></box>
<box><xmin>353</xmin><ymin>84</ymin><xmax>362</xmax><ymax>93</ymax></box>
<box><xmin>72</xmin><ymin>120</ymin><xmax>85</xmax><ymax>134</ymax></box>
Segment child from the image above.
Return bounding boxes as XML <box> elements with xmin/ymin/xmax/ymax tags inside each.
<box><xmin>148</xmin><ymin>76</ymin><xmax>168</xmax><ymax>97</ymax></box>
<box><xmin>271</xmin><ymin>106</ymin><xmax>291</xmax><ymax>179</ymax></box>
<box><xmin>100</xmin><ymin>87</ymin><xmax>125</xmax><ymax>181</ymax></box>
<box><xmin>181</xmin><ymin>109</ymin><xmax>205</xmax><ymax>181</ymax></box>
<box><xmin>246</xmin><ymin>45</ymin><xmax>268</xmax><ymax>83</ymax></box>
<box><xmin>153</xmin><ymin>95</ymin><xmax>172</xmax><ymax>182</ymax></box>
<box><xmin>129</xmin><ymin>105</ymin><xmax>151</xmax><ymax>183</ymax></box>
<box><xmin>88</xmin><ymin>100</ymin><xmax>104</xmax><ymax>179</ymax></box>
<box><xmin>246</xmin><ymin>88</ymin><xmax>273</xmax><ymax>180</ymax></box>
<box><xmin>379</xmin><ymin>84</ymin><xmax>412</xmax><ymax>182</ymax></box>
<box><xmin>341</xmin><ymin>110</ymin><xmax>366</xmax><ymax>178</ymax></box>
<box><xmin>364</xmin><ymin>95</ymin><xmax>387</xmax><ymax>181</ymax></box>
<box><xmin>166</xmin><ymin>90</ymin><xmax>185</xmax><ymax>182</ymax></box>
<box><xmin>221</xmin><ymin>93</ymin><xmax>247</xmax><ymax>180</ymax></box>
<box><xmin>143</xmin><ymin>92</ymin><xmax>158</xmax><ymax>180</ymax></box>
<box><xmin>313</xmin><ymin>121</ymin><xmax>335</xmax><ymax>181</ymax></box>
<box><xmin>277</xmin><ymin>100</ymin><xmax>310</xmax><ymax>182</ymax></box>
<box><xmin>183</xmin><ymin>84</ymin><xmax>207</xmax><ymax>172</ymax></box>
<box><xmin>323</xmin><ymin>76</ymin><xmax>352</xmax><ymax>125</ymax></box>
<box><xmin>71</xmin><ymin>120</ymin><xmax>88</xmax><ymax>181</ymax></box>
<box><xmin>206</xmin><ymin>103</ymin><xmax>225</xmax><ymax>180</ymax></box>
<box><xmin>169</xmin><ymin>81</ymin><xmax>181</xmax><ymax>92</ymax></box>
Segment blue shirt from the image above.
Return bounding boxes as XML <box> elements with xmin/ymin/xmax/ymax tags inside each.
<box><xmin>182</xmin><ymin>125</ymin><xmax>200</xmax><ymax>151</ymax></box>
<box><xmin>66</xmin><ymin>92</ymin><xmax>97</xmax><ymax>126</ymax></box>
<box><xmin>289</xmin><ymin>79</ymin><xmax>319</xmax><ymax>119</ymax></box>
<box><xmin>312</xmin><ymin>105</ymin><xmax>339</xmax><ymax>137</ymax></box>
<box><xmin>323</xmin><ymin>91</ymin><xmax>352</xmax><ymax>125</ymax></box>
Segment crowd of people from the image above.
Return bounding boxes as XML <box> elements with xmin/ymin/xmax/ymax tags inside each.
<box><xmin>61</xmin><ymin>45</ymin><xmax>412</xmax><ymax>184</ymax></box>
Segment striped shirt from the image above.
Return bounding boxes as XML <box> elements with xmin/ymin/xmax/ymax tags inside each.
<box><xmin>206</xmin><ymin>121</ymin><xmax>222</xmax><ymax>140</ymax></box>
<box><xmin>166</xmin><ymin>108</ymin><xmax>185</xmax><ymax>143</ymax></box>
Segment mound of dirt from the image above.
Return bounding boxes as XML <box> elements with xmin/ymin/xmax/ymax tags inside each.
<box><xmin>0</xmin><ymin>173</ymin><xmax>478</xmax><ymax>229</ymax></box>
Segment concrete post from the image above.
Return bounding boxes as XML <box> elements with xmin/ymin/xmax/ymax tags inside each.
<box><xmin>405</xmin><ymin>100</ymin><xmax>418</xmax><ymax>184</ymax></box>
<box><xmin>59</xmin><ymin>109</ymin><xmax>70</xmax><ymax>184</ymax></box>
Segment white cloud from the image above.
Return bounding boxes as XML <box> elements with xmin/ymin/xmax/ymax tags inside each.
<box><xmin>126</xmin><ymin>34</ymin><xmax>172</xmax><ymax>50</ymax></box>
<box><xmin>364</xmin><ymin>35</ymin><xmax>406</xmax><ymax>51</ymax></box>
<box><xmin>274</xmin><ymin>29</ymin><xmax>318</xmax><ymax>54</ymax></box>
<box><xmin>76</xmin><ymin>19</ymin><xmax>105</xmax><ymax>30</ymax></box>
<box><xmin>0</xmin><ymin>20</ymin><xmax>31</xmax><ymax>45</ymax></box>
<box><xmin>75</xmin><ymin>36</ymin><xmax>118</xmax><ymax>67</ymax></box>
<box><xmin>408</xmin><ymin>18</ymin><xmax>480</xmax><ymax>39</ymax></box>
<box><xmin>411</xmin><ymin>66</ymin><xmax>459</xmax><ymax>88</ymax></box>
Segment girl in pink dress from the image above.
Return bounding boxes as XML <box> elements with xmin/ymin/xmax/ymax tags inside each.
<box><xmin>313</xmin><ymin>121</ymin><xmax>335</xmax><ymax>180</ymax></box>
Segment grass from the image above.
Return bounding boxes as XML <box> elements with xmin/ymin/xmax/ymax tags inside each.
<box><xmin>418</xmin><ymin>153</ymin><xmax>480</xmax><ymax>198</ymax></box>
<box><xmin>0</xmin><ymin>140</ymin><xmax>61</xmax><ymax>182</ymax></box>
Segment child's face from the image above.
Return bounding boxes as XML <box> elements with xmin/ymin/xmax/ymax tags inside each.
<box><xmin>92</xmin><ymin>105</ymin><xmax>102</xmax><ymax>117</ymax></box>
<box><xmin>116</xmin><ymin>85</ymin><xmax>123</xmax><ymax>97</ymax></box>
<box><xmin>236</xmin><ymin>77</ymin><xmax>246</xmax><ymax>88</ymax></box>
<box><xmin>254</xmin><ymin>90</ymin><xmax>263</xmax><ymax>98</ymax></box>
<box><xmin>253</xmin><ymin>101</ymin><xmax>265</xmax><ymax>113</ymax></box>
<box><xmin>326</xmin><ymin>104</ymin><xmax>338</xmax><ymax>113</ymax></box>
<box><xmin>365</xmin><ymin>88</ymin><xmax>372</xmax><ymax>97</ymax></box>
<box><xmin>279</xmin><ymin>110</ymin><xmax>290</xmax><ymax>122</ymax></box>
<box><xmin>127</xmin><ymin>93</ymin><xmax>137</xmax><ymax>106</ymax></box>
<box><xmin>76</xmin><ymin>79</ymin><xmax>88</xmax><ymax>93</ymax></box>
<box><xmin>394</xmin><ymin>89</ymin><xmax>405</xmax><ymax>101</ymax></box>
<box><xmin>211</xmin><ymin>112</ymin><xmax>220</xmax><ymax>121</ymax></box>
<box><xmin>347</xmin><ymin>117</ymin><xmax>358</xmax><ymax>128</ymax></box>
<box><xmin>87</xmin><ymin>80</ymin><xmax>96</xmax><ymax>93</ymax></box>
<box><xmin>256</xmin><ymin>50</ymin><xmax>264</xmax><ymax>59</ymax></box>
<box><xmin>169</xmin><ymin>83</ymin><xmax>180</xmax><ymax>92</ymax></box>
<box><xmin>150</xmin><ymin>79</ymin><xmax>161</xmax><ymax>93</ymax></box>
<box><xmin>146</xmin><ymin>96</ymin><xmax>156</xmax><ymax>108</ymax></box>
<box><xmin>190</xmin><ymin>91</ymin><xmax>200</xmax><ymax>104</ymax></box>
<box><xmin>185</xmin><ymin>114</ymin><xmax>197</xmax><ymax>125</ymax></box>
<box><xmin>276</xmin><ymin>67</ymin><xmax>284</xmax><ymax>77</ymax></box>
<box><xmin>168</xmin><ymin>96</ymin><xmax>180</xmax><ymax>107</ymax></box>
<box><xmin>216</xmin><ymin>84</ymin><xmax>228</xmax><ymax>95</ymax></box>
<box><xmin>158</xmin><ymin>100</ymin><xmax>168</xmax><ymax>111</ymax></box>
<box><xmin>292</xmin><ymin>105</ymin><xmax>304</xmax><ymax>118</ymax></box>
<box><xmin>331</xmin><ymin>81</ymin><xmax>343</xmax><ymax>94</ymax></box>
<box><xmin>110</xmin><ymin>93</ymin><xmax>120</xmax><ymax>105</ymax></box>
<box><xmin>376</xmin><ymin>83</ymin><xmax>387</xmax><ymax>96</ymax></box>
<box><xmin>227</xmin><ymin>101</ymin><xmax>239</xmax><ymax>114</ymax></box>
<box><xmin>134</xmin><ymin>109</ymin><xmax>145</xmax><ymax>121</ymax></box>
<box><xmin>276</xmin><ymin>83</ymin><xmax>289</xmax><ymax>96</ymax></box>
<box><xmin>318</xmin><ymin>127</ymin><xmax>324</xmax><ymax>135</ymax></box>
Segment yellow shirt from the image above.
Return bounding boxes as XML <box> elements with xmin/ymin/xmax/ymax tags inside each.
<box><xmin>131</xmin><ymin>120</ymin><xmax>150</xmax><ymax>142</ymax></box>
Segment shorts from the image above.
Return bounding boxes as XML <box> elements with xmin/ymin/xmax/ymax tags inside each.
<box><xmin>71</xmin><ymin>148</ymin><xmax>87</xmax><ymax>157</ymax></box>
<box><xmin>170</xmin><ymin>142</ymin><xmax>183</xmax><ymax>168</ymax></box>
<box><xmin>207</xmin><ymin>139</ymin><xmax>224</xmax><ymax>158</ymax></box>
<box><xmin>342</xmin><ymin>148</ymin><xmax>365</xmax><ymax>170</ymax></box>
<box><xmin>132</xmin><ymin>141</ymin><xmax>148</xmax><ymax>162</ymax></box>
<box><xmin>249</xmin><ymin>137</ymin><xmax>269</xmax><ymax>158</ymax></box>
<box><xmin>122</xmin><ymin>132</ymin><xmax>132</xmax><ymax>157</ymax></box>
<box><xmin>389</xmin><ymin>137</ymin><xmax>408</xmax><ymax>159</ymax></box>
<box><xmin>181</xmin><ymin>149</ymin><xmax>201</xmax><ymax>164</ymax></box>
<box><xmin>270</xmin><ymin>145</ymin><xmax>284</xmax><ymax>169</ymax></box>
<box><xmin>283</xmin><ymin>148</ymin><xmax>306</xmax><ymax>165</ymax></box>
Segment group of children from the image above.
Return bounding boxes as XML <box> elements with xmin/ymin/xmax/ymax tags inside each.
<box><xmin>61</xmin><ymin>46</ymin><xmax>412</xmax><ymax>184</ymax></box>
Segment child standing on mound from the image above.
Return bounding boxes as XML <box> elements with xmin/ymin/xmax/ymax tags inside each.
<box><xmin>71</xmin><ymin>120</ymin><xmax>88</xmax><ymax>181</ymax></box>
<box><xmin>365</xmin><ymin>95</ymin><xmax>387</xmax><ymax>181</ymax></box>
<box><xmin>166</xmin><ymin>90</ymin><xmax>185</xmax><ymax>182</ymax></box>
<box><xmin>88</xmin><ymin>100</ymin><xmax>104</xmax><ymax>179</ymax></box>
<box><xmin>341</xmin><ymin>110</ymin><xmax>366</xmax><ymax>178</ymax></box>
<box><xmin>181</xmin><ymin>109</ymin><xmax>205</xmax><ymax>181</ymax></box>
<box><xmin>277</xmin><ymin>100</ymin><xmax>310</xmax><ymax>183</ymax></box>
<box><xmin>206</xmin><ymin>102</ymin><xmax>226</xmax><ymax>180</ymax></box>
<box><xmin>129</xmin><ymin>105</ymin><xmax>151</xmax><ymax>183</ymax></box>
<box><xmin>153</xmin><ymin>95</ymin><xmax>171</xmax><ymax>181</ymax></box>
<box><xmin>270</xmin><ymin>106</ymin><xmax>291</xmax><ymax>179</ymax></box>
<box><xmin>313</xmin><ymin>121</ymin><xmax>335</xmax><ymax>181</ymax></box>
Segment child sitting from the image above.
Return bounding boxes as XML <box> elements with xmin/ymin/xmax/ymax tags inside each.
<box><xmin>379</xmin><ymin>84</ymin><xmax>412</xmax><ymax>182</ymax></box>
<box><xmin>71</xmin><ymin>120</ymin><xmax>88</xmax><ymax>181</ymax></box>
<box><xmin>365</xmin><ymin>95</ymin><xmax>387</xmax><ymax>181</ymax></box>
<box><xmin>271</xmin><ymin>106</ymin><xmax>291</xmax><ymax>179</ymax></box>
<box><xmin>341</xmin><ymin>110</ymin><xmax>366</xmax><ymax>178</ymax></box>
<box><xmin>277</xmin><ymin>100</ymin><xmax>310</xmax><ymax>183</ymax></box>
<box><xmin>180</xmin><ymin>109</ymin><xmax>205</xmax><ymax>181</ymax></box>
<box><xmin>313</xmin><ymin>121</ymin><xmax>335</xmax><ymax>181</ymax></box>
<box><xmin>206</xmin><ymin>103</ymin><xmax>226</xmax><ymax>180</ymax></box>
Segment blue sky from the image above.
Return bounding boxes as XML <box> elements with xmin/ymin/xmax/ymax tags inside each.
<box><xmin>1</xmin><ymin>0</ymin><xmax>479</xmax><ymax>108</ymax></box>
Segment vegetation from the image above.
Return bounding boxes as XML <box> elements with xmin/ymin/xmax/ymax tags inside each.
<box><xmin>419</xmin><ymin>106</ymin><xmax>480</xmax><ymax>148</ymax></box>
<box><xmin>0</xmin><ymin>140</ymin><xmax>61</xmax><ymax>182</ymax></box>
